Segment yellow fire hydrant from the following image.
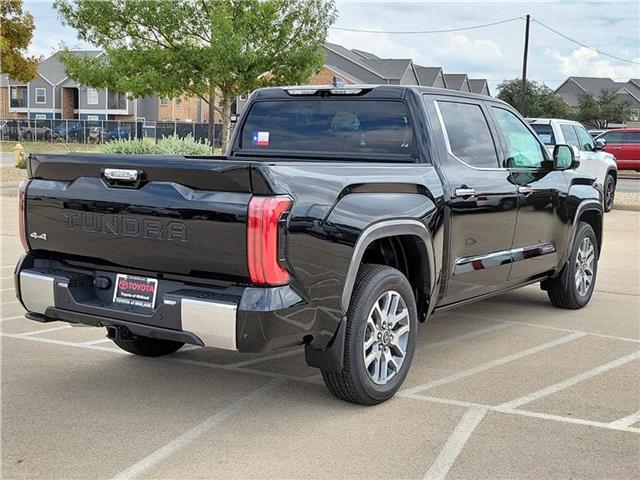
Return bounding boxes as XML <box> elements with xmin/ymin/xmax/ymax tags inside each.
<box><xmin>14</xmin><ymin>143</ymin><xmax>25</xmax><ymax>166</ymax></box>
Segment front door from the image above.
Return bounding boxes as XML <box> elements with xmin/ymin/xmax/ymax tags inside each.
<box><xmin>490</xmin><ymin>106</ymin><xmax>567</xmax><ymax>280</ymax></box>
<box><xmin>426</xmin><ymin>96</ymin><xmax>518</xmax><ymax>304</ymax></box>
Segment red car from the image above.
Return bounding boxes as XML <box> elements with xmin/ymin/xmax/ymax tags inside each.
<box><xmin>596</xmin><ymin>128</ymin><xmax>640</xmax><ymax>171</ymax></box>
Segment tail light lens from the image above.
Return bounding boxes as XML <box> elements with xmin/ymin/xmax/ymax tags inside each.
<box><xmin>247</xmin><ymin>195</ymin><xmax>292</xmax><ymax>285</ymax></box>
<box><xmin>18</xmin><ymin>180</ymin><xmax>30</xmax><ymax>252</ymax></box>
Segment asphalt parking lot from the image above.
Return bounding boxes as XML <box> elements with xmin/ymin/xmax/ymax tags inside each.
<box><xmin>1</xmin><ymin>187</ymin><xmax>639</xmax><ymax>480</ymax></box>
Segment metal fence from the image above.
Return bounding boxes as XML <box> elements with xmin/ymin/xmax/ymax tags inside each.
<box><xmin>0</xmin><ymin>119</ymin><xmax>223</xmax><ymax>147</ymax></box>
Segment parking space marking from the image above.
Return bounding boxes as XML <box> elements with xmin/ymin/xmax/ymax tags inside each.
<box><xmin>15</xmin><ymin>325</ymin><xmax>72</xmax><ymax>337</ymax></box>
<box><xmin>455</xmin><ymin>312</ymin><xmax>640</xmax><ymax>344</ymax></box>
<box><xmin>424</xmin><ymin>406</ymin><xmax>487</xmax><ymax>480</ymax></box>
<box><xmin>0</xmin><ymin>287</ymin><xmax>15</xmax><ymax>292</ymax></box>
<box><xmin>0</xmin><ymin>265</ymin><xmax>14</xmax><ymax>270</ymax></box>
<box><xmin>79</xmin><ymin>338</ymin><xmax>111</xmax><ymax>346</ymax></box>
<box><xmin>403</xmin><ymin>332</ymin><xmax>586</xmax><ymax>395</ymax></box>
<box><xmin>3</xmin><ymin>331</ymin><xmax>639</xmax><ymax>434</ymax></box>
<box><xmin>418</xmin><ymin>323</ymin><xmax>511</xmax><ymax>352</ymax></box>
<box><xmin>0</xmin><ymin>275</ymin><xmax>14</xmax><ymax>280</ymax></box>
<box><xmin>225</xmin><ymin>346</ymin><xmax>303</xmax><ymax>368</ymax></box>
<box><xmin>609</xmin><ymin>411</ymin><xmax>640</xmax><ymax>428</ymax></box>
<box><xmin>0</xmin><ymin>315</ymin><xmax>25</xmax><ymax>322</ymax></box>
<box><xmin>111</xmin><ymin>379</ymin><xmax>283</xmax><ymax>480</ymax></box>
<box><xmin>497</xmin><ymin>351</ymin><xmax>640</xmax><ymax>410</ymax></box>
<box><xmin>0</xmin><ymin>300</ymin><xmax>19</xmax><ymax>307</ymax></box>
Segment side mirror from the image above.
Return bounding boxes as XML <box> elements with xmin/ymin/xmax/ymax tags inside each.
<box><xmin>594</xmin><ymin>138</ymin><xmax>606</xmax><ymax>151</ymax></box>
<box><xmin>553</xmin><ymin>144</ymin><xmax>579</xmax><ymax>170</ymax></box>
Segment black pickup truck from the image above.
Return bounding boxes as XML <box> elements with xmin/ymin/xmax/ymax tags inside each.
<box><xmin>15</xmin><ymin>85</ymin><xmax>603</xmax><ymax>405</ymax></box>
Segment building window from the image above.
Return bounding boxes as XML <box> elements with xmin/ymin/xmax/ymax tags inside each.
<box><xmin>107</xmin><ymin>89</ymin><xmax>127</xmax><ymax>110</ymax></box>
<box><xmin>34</xmin><ymin>114</ymin><xmax>47</xmax><ymax>120</ymax></box>
<box><xmin>86</xmin><ymin>115</ymin><xmax>100</xmax><ymax>121</ymax></box>
<box><xmin>87</xmin><ymin>88</ymin><xmax>99</xmax><ymax>105</ymax></box>
<box><xmin>9</xmin><ymin>86</ymin><xmax>27</xmax><ymax>108</ymax></box>
<box><xmin>174</xmin><ymin>97</ymin><xmax>182</xmax><ymax>106</ymax></box>
<box><xmin>630</xmin><ymin>109</ymin><xmax>640</xmax><ymax>121</ymax></box>
<box><xmin>160</xmin><ymin>97</ymin><xmax>169</xmax><ymax>106</ymax></box>
<box><xmin>35</xmin><ymin>88</ymin><xmax>46</xmax><ymax>104</ymax></box>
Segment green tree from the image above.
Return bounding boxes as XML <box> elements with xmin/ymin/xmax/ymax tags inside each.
<box><xmin>577</xmin><ymin>90</ymin><xmax>628</xmax><ymax>129</ymax></box>
<box><xmin>496</xmin><ymin>78</ymin><xmax>574</xmax><ymax>119</ymax></box>
<box><xmin>55</xmin><ymin>0</ymin><xmax>336</xmax><ymax>150</ymax></box>
<box><xmin>0</xmin><ymin>0</ymin><xmax>38</xmax><ymax>82</ymax></box>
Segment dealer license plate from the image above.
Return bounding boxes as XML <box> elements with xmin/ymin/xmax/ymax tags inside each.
<box><xmin>113</xmin><ymin>274</ymin><xmax>158</xmax><ymax>309</ymax></box>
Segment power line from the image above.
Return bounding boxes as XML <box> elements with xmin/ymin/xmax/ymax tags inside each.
<box><xmin>531</xmin><ymin>18</ymin><xmax>640</xmax><ymax>65</ymax></box>
<box><xmin>329</xmin><ymin>17</ymin><xmax>523</xmax><ymax>34</ymax></box>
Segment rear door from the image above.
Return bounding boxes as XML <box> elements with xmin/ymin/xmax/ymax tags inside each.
<box><xmin>490</xmin><ymin>106</ymin><xmax>567</xmax><ymax>279</ymax></box>
<box><xmin>621</xmin><ymin>131</ymin><xmax>640</xmax><ymax>169</ymax></box>
<box><xmin>425</xmin><ymin>95</ymin><xmax>518</xmax><ymax>304</ymax></box>
<box><xmin>601</xmin><ymin>131</ymin><xmax>625</xmax><ymax>162</ymax></box>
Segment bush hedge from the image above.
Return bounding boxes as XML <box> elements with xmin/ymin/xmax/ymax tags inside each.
<box><xmin>103</xmin><ymin>135</ymin><xmax>212</xmax><ymax>155</ymax></box>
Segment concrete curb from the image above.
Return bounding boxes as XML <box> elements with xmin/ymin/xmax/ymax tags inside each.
<box><xmin>612</xmin><ymin>203</ymin><xmax>640</xmax><ymax>212</ymax></box>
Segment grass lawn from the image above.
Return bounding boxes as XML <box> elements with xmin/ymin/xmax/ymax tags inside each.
<box><xmin>0</xmin><ymin>141</ymin><xmax>105</xmax><ymax>154</ymax></box>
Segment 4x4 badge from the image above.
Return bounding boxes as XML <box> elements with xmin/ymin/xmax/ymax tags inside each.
<box><xmin>30</xmin><ymin>232</ymin><xmax>47</xmax><ymax>241</ymax></box>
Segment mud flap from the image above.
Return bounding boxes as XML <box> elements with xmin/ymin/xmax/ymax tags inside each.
<box><xmin>304</xmin><ymin>317</ymin><xmax>347</xmax><ymax>372</ymax></box>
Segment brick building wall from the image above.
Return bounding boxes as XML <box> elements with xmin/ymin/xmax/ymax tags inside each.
<box><xmin>158</xmin><ymin>95</ymin><xmax>211</xmax><ymax>122</ymax></box>
<box><xmin>0</xmin><ymin>87</ymin><xmax>10</xmax><ymax>118</ymax></box>
<box><xmin>309</xmin><ymin>66</ymin><xmax>355</xmax><ymax>85</ymax></box>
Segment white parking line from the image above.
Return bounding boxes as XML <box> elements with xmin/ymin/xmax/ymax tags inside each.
<box><xmin>0</xmin><ymin>315</ymin><xmax>25</xmax><ymax>322</ymax></box>
<box><xmin>0</xmin><ymin>265</ymin><xmax>14</xmax><ymax>270</ymax></box>
<box><xmin>0</xmin><ymin>275</ymin><xmax>14</xmax><ymax>280</ymax></box>
<box><xmin>111</xmin><ymin>379</ymin><xmax>283</xmax><ymax>480</ymax></box>
<box><xmin>3</xmin><ymin>331</ymin><xmax>639</xmax><ymax>434</ymax></box>
<box><xmin>498</xmin><ymin>351</ymin><xmax>640</xmax><ymax>410</ymax></box>
<box><xmin>609</xmin><ymin>411</ymin><xmax>640</xmax><ymax>428</ymax></box>
<box><xmin>80</xmin><ymin>338</ymin><xmax>111</xmax><ymax>346</ymax></box>
<box><xmin>225</xmin><ymin>347</ymin><xmax>303</xmax><ymax>368</ymax></box>
<box><xmin>455</xmin><ymin>312</ymin><xmax>640</xmax><ymax>344</ymax></box>
<box><xmin>15</xmin><ymin>325</ymin><xmax>72</xmax><ymax>337</ymax></box>
<box><xmin>424</xmin><ymin>407</ymin><xmax>487</xmax><ymax>480</ymax></box>
<box><xmin>0</xmin><ymin>287</ymin><xmax>15</xmax><ymax>292</ymax></box>
<box><xmin>403</xmin><ymin>332</ymin><xmax>586</xmax><ymax>395</ymax></box>
<box><xmin>418</xmin><ymin>323</ymin><xmax>511</xmax><ymax>352</ymax></box>
<box><xmin>0</xmin><ymin>300</ymin><xmax>19</xmax><ymax>307</ymax></box>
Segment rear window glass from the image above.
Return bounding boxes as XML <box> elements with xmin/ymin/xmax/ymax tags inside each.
<box><xmin>531</xmin><ymin>124</ymin><xmax>555</xmax><ymax>145</ymax></box>
<box><xmin>240</xmin><ymin>100</ymin><xmax>414</xmax><ymax>158</ymax></box>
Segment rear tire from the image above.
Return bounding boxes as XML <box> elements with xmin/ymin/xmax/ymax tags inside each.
<box><xmin>547</xmin><ymin>222</ymin><xmax>598</xmax><ymax>309</ymax></box>
<box><xmin>112</xmin><ymin>335</ymin><xmax>184</xmax><ymax>357</ymax></box>
<box><xmin>321</xmin><ymin>264</ymin><xmax>417</xmax><ymax>405</ymax></box>
<box><xmin>603</xmin><ymin>174</ymin><xmax>615</xmax><ymax>212</ymax></box>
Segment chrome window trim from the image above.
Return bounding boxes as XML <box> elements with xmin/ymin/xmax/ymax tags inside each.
<box><xmin>433</xmin><ymin>100</ymin><xmax>506</xmax><ymax>172</ymax></box>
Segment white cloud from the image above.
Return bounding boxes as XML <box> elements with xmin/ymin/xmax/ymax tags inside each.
<box><xmin>434</xmin><ymin>33</ymin><xmax>503</xmax><ymax>66</ymax></box>
<box><xmin>548</xmin><ymin>47</ymin><xmax>640</xmax><ymax>80</ymax></box>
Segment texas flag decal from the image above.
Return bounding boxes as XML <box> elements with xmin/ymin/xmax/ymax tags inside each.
<box><xmin>252</xmin><ymin>131</ymin><xmax>270</xmax><ymax>146</ymax></box>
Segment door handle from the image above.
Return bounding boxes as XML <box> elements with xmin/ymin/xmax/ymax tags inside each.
<box><xmin>454</xmin><ymin>188</ymin><xmax>475</xmax><ymax>198</ymax></box>
<box><xmin>519</xmin><ymin>186</ymin><xmax>535</xmax><ymax>195</ymax></box>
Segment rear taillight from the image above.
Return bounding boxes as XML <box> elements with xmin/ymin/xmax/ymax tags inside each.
<box><xmin>18</xmin><ymin>180</ymin><xmax>30</xmax><ymax>252</ymax></box>
<box><xmin>247</xmin><ymin>195</ymin><xmax>292</xmax><ymax>285</ymax></box>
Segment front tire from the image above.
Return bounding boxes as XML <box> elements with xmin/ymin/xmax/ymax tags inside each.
<box><xmin>321</xmin><ymin>264</ymin><xmax>417</xmax><ymax>405</ymax></box>
<box><xmin>547</xmin><ymin>222</ymin><xmax>598</xmax><ymax>309</ymax></box>
<box><xmin>112</xmin><ymin>335</ymin><xmax>184</xmax><ymax>357</ymax></box>
<box><xmin>603</xmin><ymin>174</ymin><xmax>615</xmax><ymax>212</ymax></box>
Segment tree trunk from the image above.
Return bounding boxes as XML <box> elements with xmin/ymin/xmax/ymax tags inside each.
<box><xmin>207</xmin><ymin>84</ymin><xmax>216</xmax><ymax>151</ymax></box>
<box><xmin>220</xmin><ymin>91</ymin><xmax>232</xmax><ymax>154</ymax></box>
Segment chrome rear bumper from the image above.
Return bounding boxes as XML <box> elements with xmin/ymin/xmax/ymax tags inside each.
<box><xmin>17</xmin><ymin>269</ymin><xmax>238</xmax><ymax>351</ymax></box>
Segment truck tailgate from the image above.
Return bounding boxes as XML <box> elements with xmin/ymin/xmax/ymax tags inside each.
<box><xmin>25</xmin><ymin>154</ymin><xmax>254</xmax><ymax>279</ymax></box>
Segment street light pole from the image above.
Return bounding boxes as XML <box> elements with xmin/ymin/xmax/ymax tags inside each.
<box><xmin>520</xmin><ymin>14</ymin><xmax>531</xmax><ymax>116</ymax></box>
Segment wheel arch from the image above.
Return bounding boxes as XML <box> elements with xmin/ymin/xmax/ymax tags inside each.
<box><xmin>341</xmin><ymin>220</ymin><xmax>435</xmax><ymax>321</ymax></box>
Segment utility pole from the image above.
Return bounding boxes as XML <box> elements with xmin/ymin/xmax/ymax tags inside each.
<box><xmin>520</xmin><ymin>14</ymin><xmax>531</xmax><ymax>116</ymax></box>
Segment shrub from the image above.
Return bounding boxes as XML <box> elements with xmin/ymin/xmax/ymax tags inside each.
<box><xmin>16</xmin><ymin>154</ymin><xmax>27</xmax><ymax>169</ymax></box>
<box><xmin>103</xmin><ymin>135</ymin><xmax>212</xmax><ymax>155</ymax></box>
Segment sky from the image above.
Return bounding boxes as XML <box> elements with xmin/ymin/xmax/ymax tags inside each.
<box><xmin>23</xmin><ymin>0</ymin><xmax>640</xmax><ymax>91</ymax></box>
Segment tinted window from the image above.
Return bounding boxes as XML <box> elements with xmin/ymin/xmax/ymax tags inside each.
<box><xmin>531</xmin><ymin>124</ymin><xmax>555</xmax><ymax>145</ymax></box>
<box><xmin>492</xmin><ymin>107</ymin><xmax>545</xmax><ymax>168</ymax></box>
<box><xmin>240</xmin><ymin>100</ymin><xmax>414</xmax><ymax>158</ymax></box>
<box><xmin>575</xmin><ymin>125</ymin><xmax>595</xmax><ymax>151</ymax></box>
<box><xmin>602</xmin><ymin>131</ymin><xmax>623</xmax><ymax>143</ymax></box>
<box><xmin>560</xmin><ymin>124</ymin><xmax>580</xmax><ymax>148</ymax></box>
<box><xmin>437</xmin><ymin>101</ymin><xmax>499</xmax><ymax>168</ymax></box>
<box><xmin>622</xmin><ymin>131</ymin><xmax>640</xmax><ymax>144</ymax></box>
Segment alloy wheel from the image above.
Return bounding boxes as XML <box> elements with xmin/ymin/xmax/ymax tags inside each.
<box><xmin>362</xmin><ymin>290</ymin><xmax>411</xmax><ymax>385</ymax></box>
<box><xmin>605</xmin><ymin>180</ymin><xmax>615</xmax><ymax>211</ymax></box>
<box><xmin>575</xmin><ymin>237</ymin><xmax>595</xmax><ymax>297</ymax></box>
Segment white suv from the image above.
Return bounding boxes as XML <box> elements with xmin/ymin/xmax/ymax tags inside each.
<box><xmin>528</xmin><ymin>118</ymin><xmax>618</xmax><ymax>212</ymax></box>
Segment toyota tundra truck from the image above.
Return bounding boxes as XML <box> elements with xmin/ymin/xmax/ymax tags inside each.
<box><xmin>15</xmin><ymin>85</ymin><xmax>603</xmax><ymax>405</ymax></box>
